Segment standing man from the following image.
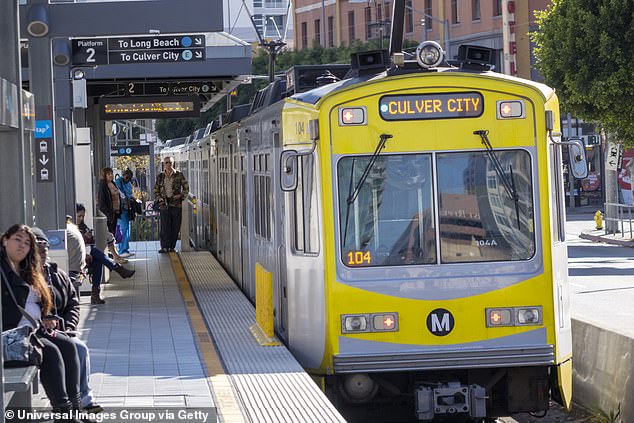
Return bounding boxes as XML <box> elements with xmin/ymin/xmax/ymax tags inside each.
<box><xmin>154</xmin><ymin>156</ymin><xmax>189</xmax><ymax>253</ymax></box>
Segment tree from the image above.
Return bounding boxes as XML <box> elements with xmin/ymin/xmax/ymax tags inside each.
<box><xmin>532</xmin><ymin>0</ymin><xmax>634</xmax><ymax>147</ymax></box>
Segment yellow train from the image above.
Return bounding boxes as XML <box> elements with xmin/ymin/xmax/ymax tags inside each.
<box><xmin>165</xmin><ymin>40</ymin><xmax>586</xmax><ymax>421</ymax></box>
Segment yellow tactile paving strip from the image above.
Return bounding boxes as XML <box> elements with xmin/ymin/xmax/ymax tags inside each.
<box><xmin>169</xmin><ymin>252</ymin><xmax>246</xmax><ymax>423</ymax></box>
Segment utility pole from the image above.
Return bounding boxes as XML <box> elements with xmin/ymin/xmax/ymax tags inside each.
<box><xmin>604</xmin><ymin>129</ymin><xmax>620</xmax><ymax>233</ymax></box>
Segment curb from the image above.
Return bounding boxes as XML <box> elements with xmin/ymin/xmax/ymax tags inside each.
<box><xmin>579</xmin><ymin>232</ymin><xmax>634</xmax><ymax>247</ymax></box>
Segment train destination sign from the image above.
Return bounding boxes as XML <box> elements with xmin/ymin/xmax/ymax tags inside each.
<box><xmin>72</xmin><ymin>35</ymin><xmax>206</xmax><ymax>65</ymax></box>
<box><xmin>100</xmin><ymin>96</ymin><xmax>200</xmax><ymax>119</ymax></box>
<box><xmin>379</xmin><ymin>92</ymin><xmax>484</xmax><ymax>121</ymax></box>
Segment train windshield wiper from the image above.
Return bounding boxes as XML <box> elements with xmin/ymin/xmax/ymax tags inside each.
<box><xmin>342</xmin><ymin>133</ymin><xmax>393</xmax><ymax>246</ymax></box>
<box><xmin>473</xmin><ymin>130</ymin><xmax>521</xmax><ymax>230</ymax></box>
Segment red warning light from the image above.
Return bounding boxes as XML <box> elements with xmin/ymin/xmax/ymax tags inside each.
<box><xmin>497</xmin><ymin>100</ymin><xmax>524</xmax><ymax>119</ymax></box>
<box><xmin>383</xmin><ymin>315</ymin><xmax>395</xmax><ymax>328</ymax></box>
<box><xmin>339</xmin><ymin>107</ymin><xmax>366</xmax><ymax>125</ymax></box>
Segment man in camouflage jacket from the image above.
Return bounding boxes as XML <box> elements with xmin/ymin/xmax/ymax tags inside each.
<box><xmin>154</xmin><ymin>156</ymin><xmax>189</xmax><ymax>253</ymax></box>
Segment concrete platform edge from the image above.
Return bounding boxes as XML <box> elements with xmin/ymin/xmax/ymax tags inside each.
<box><xmin>571</xmin><ymin>318</ymin><xmax>633</xmax><ymax>422</ymax></box>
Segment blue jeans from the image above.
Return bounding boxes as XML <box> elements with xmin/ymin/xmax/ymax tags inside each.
<box><xmin>90</xmin><ymin>246</ymin><xmax>117</xmax><ymax>289</ymax></box>
<box><xmin>70</xmin><ymin>336</ymin><xmax>95</xmax><ymax>407</ymax></box>
<box><xmin>117</xmin><ymin>211</ymin><xmax>131</xmax><ymax>254</ymax></box>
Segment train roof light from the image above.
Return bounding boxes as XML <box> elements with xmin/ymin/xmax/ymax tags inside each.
<box><xmin>416</xmin><ymin>41</ymin><xmax>445</xmax><ymax>69</ymax></box>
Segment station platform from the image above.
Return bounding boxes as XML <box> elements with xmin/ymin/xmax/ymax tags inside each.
<box><xmin>31</xmin><ymin>241</ymin><xmax>345</xmax><ymax>423</ymax></box>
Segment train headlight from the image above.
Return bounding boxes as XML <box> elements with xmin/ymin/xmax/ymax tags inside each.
<box><xmin>416</xmin><ymin>41</ymin><xmax>445</xmax><ymax>69</ymax></box>
<box><xmin>486</xmin><ymin>308</ymin><xmax>513</xmax><ymax>327</ymax></box>
<box><xmin>486</xmin><ymin>306</ymin><xmax>543</xmax><ymax>327</ymax></box>
<box><xmin>516</xmin><ymin>307</ymin><xmax>542</xmax><ymax>325</ymax></box>
<box><xmin>342</xmin><ymin>314</ymin><xmax>370</xmax><ymax>333</ymax></box>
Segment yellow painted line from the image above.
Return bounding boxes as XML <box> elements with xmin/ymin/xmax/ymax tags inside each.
<box><xmin>169</xmin><ymin>252</ymin><xmax>246</xmax><ymax>423</ymax></box>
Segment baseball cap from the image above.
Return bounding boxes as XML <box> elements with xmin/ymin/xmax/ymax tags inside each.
<box><xmin>31</xmin><ymin>227</ymin><xmax>49</xmax><ymax>244</ymax></box>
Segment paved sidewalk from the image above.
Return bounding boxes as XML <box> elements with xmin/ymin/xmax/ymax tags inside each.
<box><xmin>33</xmin><ymin>241</ymin><xmax>215</xmax><ymax>411</ymax></box>
<box><xmin>568</xmin><ymin>211</ymin><xmax>634</xmax><ymax>247</ymax></box>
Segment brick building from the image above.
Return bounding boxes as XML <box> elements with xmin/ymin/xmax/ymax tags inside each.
<box><xmin>293</xmin><ymin>0</ymin><xmax>551</xmax><ymax>80</ymax></box>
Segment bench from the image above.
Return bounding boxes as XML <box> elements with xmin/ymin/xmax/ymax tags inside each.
<box><xmin>3</xmin><ymin>366</ymin><xmax>38</xmax><ymax>408</ymax></box>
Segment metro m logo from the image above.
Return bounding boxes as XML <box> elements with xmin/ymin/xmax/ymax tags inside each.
<box><xmin>426</xmin><ymin>308</ymin><xmax>455</xmax><ymax>336</ymax></box>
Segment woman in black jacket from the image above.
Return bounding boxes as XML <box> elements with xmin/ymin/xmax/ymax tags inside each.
<box><xmin>97</xmin><ymin>166</ymin><xmax>121</xmax><ymax>236</ymax></box>
<box><xmin>0</xmin><ymin>224</ymin><xmax>83</xmax><ymax>423</ymax></box>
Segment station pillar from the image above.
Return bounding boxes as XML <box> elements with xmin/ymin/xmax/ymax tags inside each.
<box><xmin>0</xmin><ymin>1</ymin><xmax>33</xmax><ymax>230</ymax></box>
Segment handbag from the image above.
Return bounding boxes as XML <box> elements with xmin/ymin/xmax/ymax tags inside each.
<box><xmin>0</xmin><ymin>266</ymin><xmax>44</xmax><ymax>367</ymax></box>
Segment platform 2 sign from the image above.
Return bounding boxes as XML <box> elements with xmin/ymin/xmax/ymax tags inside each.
<box><xmin>379</xmin><ymin>92</ymin><xmax>484</xmax><ymax>121</ymax></box>
<box><xmin>72</xmin><ymin>35</ymin><xmax>206</xmax><ymax>65</ymax></box>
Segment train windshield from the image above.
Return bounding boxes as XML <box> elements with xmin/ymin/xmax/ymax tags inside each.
<box><xmin>337</xmin><ymin>150</ymin><xmax>535</xmax><ymax>267</ymax></box>
<box><xmin>338</xmin><ymin>154</ymin><xmax>436</xmax><ymax>267</ymax></box>
<box><xmin>436</xmin><ymin>150</ymin><xmax>535</xmax><ymax>263</ymax></box>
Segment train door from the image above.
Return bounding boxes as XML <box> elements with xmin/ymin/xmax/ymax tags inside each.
<box><xmin>209</xmin><ymin>139</ymin><xmax>218</xmax><ymax>254</ymax></box>
<box><xmin>231</xmin><ymin>141</ymin><xmax>243</xmax><ymax>288</ymax></box>
<box><xmin>218</xmin><ymin>136</ymin><xmax>233</xmax><ymax>271</ymax></box>
<box><xmin>273</xmin><ymin>131</ymin><xmax>288</xmax><ymax>340</ymax></box>
<box><xmin>240</xmin><ymin>147</ymin><xmax>251</xmax><ymax>295</ymax></box>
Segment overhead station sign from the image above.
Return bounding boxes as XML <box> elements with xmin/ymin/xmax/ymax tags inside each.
<box><xmin>100</xmin><ymin>95</ymin><xmax>200</xmax><ymax>119</ymax></box>
<box><xmin>72</xmin><ymin>34</ymin><xmax>206</xmax><ymax>65</ymax></box>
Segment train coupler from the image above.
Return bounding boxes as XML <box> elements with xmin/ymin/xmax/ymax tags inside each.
<box><xmin>414</xmin><ymin>382</ymin><xmax>486</xmax><ymax>421</ymax></box>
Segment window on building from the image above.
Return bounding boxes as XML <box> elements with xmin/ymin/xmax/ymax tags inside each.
<box><xmin>384</xmin><ymin>3</ymin><xmax>391</xmax><ymax>20</ymax></box>
<box><xmin>328</xmin><ymin>16</ymin><xmax>335</xmax><ymax>47</ymax></box>
<box><xmin>451</xmin><ymin>0</ymin><xmax>460</xmax><ymax>24</ymax></box>
<box><xmin>493</xmin><ymin>0</ymin><xmax>502</xmax><ymax>16</ymax></box>
<box><xmin>405</xmin><ymin>0</ymin><xmax>413</xmax><ymax>33</ymax></box>
<box><xmin>425</xmin><ymin>0</ymin><xmax>433</xmax><ymax>30</ymax></box>
<box><xmin>472</xmin><ymin>0</ymin><xmax>481</xmax><ymax>20</ymax></box>
<box><xmin>348</xmin><ymin>11</ymin><xmax>355</xmax><ymax>42</ymax></box>
<box><xmin>301</xmin><ymin>21</ymin><xmax>308</xmax><ymax>49</ymax></box>
<box><xmin>377</xmin><ymin>4</ymin><xmax>382</xmax><ymax>21</ymax></box>
<box><xmin>315</xmin><ymin>19</ymin><xmax>321</xmax><ymax>45</ymax></box>
<box><xmin>365</xmin><ymin>7</ymin><xmax>372</xmax><ymax>40</ymax></box>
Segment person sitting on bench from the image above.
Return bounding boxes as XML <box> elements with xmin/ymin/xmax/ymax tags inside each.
<box><xmin>1</xmin><ymin>224</ymin><xmax>84</xmax><ymax>423</ymax></box>
<box><xmin>33</xmin><ymin>227</ymin><xmax>103</xmax><ymax>414</ymax></box>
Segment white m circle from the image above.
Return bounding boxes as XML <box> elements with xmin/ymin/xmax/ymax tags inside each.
<box><xmin>431</xmin><ymin>313</ymin><xmax>450</xmax><ymax>332</ymax></box>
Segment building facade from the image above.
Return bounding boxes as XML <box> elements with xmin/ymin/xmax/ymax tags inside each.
<box><xmin>293</xmin><ymin>0</ymin><xmax>550</xmax><ymax>80</ymax></box>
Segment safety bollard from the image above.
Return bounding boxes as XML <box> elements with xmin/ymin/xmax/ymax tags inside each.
<box><xmin>594</xmin><ymin>210</ymin><xmax>603</xmax><ymax>230</ymax></box>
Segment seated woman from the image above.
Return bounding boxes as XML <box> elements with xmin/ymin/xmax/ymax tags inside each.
<box><xmin>0</xmin><ymin>224</ymin><xmax>83</xmax><ymax>423</ymax></box>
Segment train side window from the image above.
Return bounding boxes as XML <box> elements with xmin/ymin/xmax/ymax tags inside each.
<box><xmin>254</xmin><ymin>174</ymin><xmax>261</xmax><ymax>236</ymax></box>
<box><xmin>292</xmin><ymin>153</ymin><xmax>319</xmax><ymax>254</ymax></box>
<box><xmin>551</xmin><ymin>144</ymin><xmax>565</xmax><ymax>242</ymax></box>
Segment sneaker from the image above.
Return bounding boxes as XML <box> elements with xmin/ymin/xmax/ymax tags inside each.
<box><xmin>127</xmin><ymin>252</ymin><xmax>136</xmax><ymax>257</ymax></box>
<box><xmin>158</xmin><ymin>248</ymin><xmax>169</xmax><ymax>253</ymax></box>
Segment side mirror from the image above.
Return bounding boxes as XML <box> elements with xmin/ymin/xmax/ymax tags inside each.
<box><xmin>567</xmin><ymin>138</ymin><xmax>588</xmax><ymax>179</ymax></box>
<box><xmin>280</xmin><ymin>150</ymin><xmax>298</xmax><ymax>191</ymax></box>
